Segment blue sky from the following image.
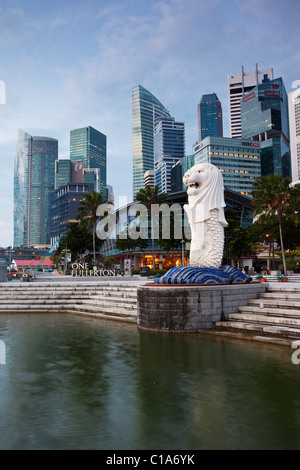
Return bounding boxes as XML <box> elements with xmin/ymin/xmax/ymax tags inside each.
<box><xmin>0</xmin><ymin>0</ymin><xmax>299</xmax><ymax>247</ymax></box>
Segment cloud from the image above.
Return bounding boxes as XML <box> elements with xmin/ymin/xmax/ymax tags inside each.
<box><xmin>0</xmin><ymin>0</ymin><xmax>299</xmax><ymax>247</ymax></box>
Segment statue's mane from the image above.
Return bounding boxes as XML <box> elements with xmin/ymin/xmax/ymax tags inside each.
<box><xmin>184</xmin><ymin>163</ymin><xmax>228</xmax><ymax>226</ymax></box>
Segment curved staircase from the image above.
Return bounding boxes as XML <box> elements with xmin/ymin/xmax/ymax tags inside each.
<box><xmin>0</xmin><ymin>281</ymin><xmax>140</xmax><ymax>323</ymax></box>
<box><xmin>215</xmin><ymin>285</ymin><xmax>300</xmax><ymax>347</ymax></box>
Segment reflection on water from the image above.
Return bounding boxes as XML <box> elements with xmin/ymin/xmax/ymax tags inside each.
<box><xmin>0</xmin><ymin>313</ymin><xmax>299</xmax><ymax>450</ymax></box>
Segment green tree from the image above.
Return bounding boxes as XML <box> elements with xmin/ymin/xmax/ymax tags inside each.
<box><xmin>103</xmin><ymin>257</ymin><xmax>118</xmax><ymax>269</ymax></box>
<box><xmin>135</xmin><ymin>185</ymin><xmax>168</xmax><ymax>269</ymax></box>
<box><xmin>228</xmin><ymin>226</ymin><xmax>252</xmax><ymax>269</ymax></box>
<box><xmin>58</xmin><ymin>222</ymin><xmax>93</xmax><ymax>262</ymax></box>
<box><xmin>77</xmin><ymin>191</ymin><xmax>108</xmax><ymax>266</ymax></box>
<box><xmin>252</xmin><ymin>175</ymin><xmax>292</xmax><ymax>275</ymax></box>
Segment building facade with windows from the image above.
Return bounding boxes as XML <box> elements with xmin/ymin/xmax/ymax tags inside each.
<box><xmin>144</xmin><ymin>170</ymin><xmax>155</xmax><ymax>188</ymax></box>
<box><xmin>99</xmin><ymin>188</ymin><xmax>253</xmax><ymax>271</ymax></box>
<box><xmin>132</xmin><ymin>85</ymin><xmax>171</xmax><ymax>198</ymax></box>
<box><xmin>170</xmin><ymin>155</ymin><xmax>195</xmax><ymax>193</ymax></box>
<box><xmin>193</xmin><ymin>136</ymin><xmax>261</xmax><ymax>197</ymax></box>
<box><xmin>14</xmin><ymin>130</ymin><xmax>32</xmax><ymax>247</ymax></box>
<box><xmin>228</xmin><ymin>65</ymin><xmax>273</xmax><ymax>139</ymax></box>
<box><xmin>197</xmin><ymin>93</ymin><xmax>223</xmax><ymax>141</ymax></box>
<box><xmin>241</xmin><ymin>77</ymin><xmax>291</xmax><ymax>178</ymax></box>
<box><xmin>154</xmin><ymin>116</ymin><xmax>185</xmax><ymax>194</ymax></box>
<box><xmin>55</xmin><ymin>159</ymin><xmax>72</xmax><ymax>189</ymax></box>
<box><xmin>70</xmin><ymin>126</ymin><xmax>107</xmax><ymax>195</ymax></box>
<box><xmin>289</xmin><ymin>87</ymin><xmax>300</xmax><ymax>182</ymax></box>
<box><xmin>14</xmin><ymin>130</ymin><xmax>58</xmax><ymax>247</ymax></box>
<box><xmin>83</xmin><ymin>168</ymin><xmax>101</xmax><ymax>192</ymax></box>
<box><xmin>49</xmin><ymin>182</ymin><xmax>94</xmax><ymax>245</ymax></box>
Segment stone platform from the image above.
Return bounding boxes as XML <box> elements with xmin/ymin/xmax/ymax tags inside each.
<box><xmin>137</xmin><ymin>282</ymin><xmax>267</xmax><ymax>331</ymax></box>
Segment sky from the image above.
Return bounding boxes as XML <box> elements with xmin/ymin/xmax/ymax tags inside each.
<box><xmin>0</xmin><ymin>0</ymin><xmax>299</xmax><ymax>247</ymax></box>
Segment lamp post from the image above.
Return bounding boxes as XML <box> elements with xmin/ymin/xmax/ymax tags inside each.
<box><xmin>181</xmin><ymin>240</ymin><xmax>185</xmax><ymax>266</ymax></box>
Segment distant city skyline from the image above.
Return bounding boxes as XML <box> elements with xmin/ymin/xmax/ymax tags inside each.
<box><xmin>0</xmin><ymin>0</ymin><xmax>299</xmax><ymax>246</ymax></box>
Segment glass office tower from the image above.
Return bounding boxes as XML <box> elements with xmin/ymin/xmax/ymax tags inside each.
<box><xmin>70</xmin><ymin>126</ymin><xmax>107</xmax><ymax>195</ymax></box>
<box><xmin>55</xmin><ymin>159</ymin><xmax>72</xmax><ymax>189</ymax></box>
<box><xmin>14</xmin><ymin>130</ymin><xmax>58</xmax><ymax>246</ymax></box>
<box><xmin>49</xmin><ymin>182</ymin><xmax>94</xmax><ymax>245</ymax></box>
<box><xmin>154</xmin><ymin>116</ymin><xmax>185</xmax><ymax>194</ymax></box>
<box><xmin>241</xmin><ymin>77</ymin><xmax>291</xmax><ymax>178</ymax></box>
<box><xmin>228</xmin><ymin>64</ymin><xmax>274</xmax><ymax>139</ymax></box>
<box><xmin>171</xmin><ymin>155</ymin><xmax>195</xmax><ymax>193</ymax></box>
<box><xmin>197</xmin><ymin>93</ymin><xmax>223</xmax><ymax>141</ymax></box>
<box><xmin>132</xmin><ymin>85</ymin><xmax>171</xmax><ymax>198</ymax></box>
<box><xmin>193</xmin><ymin>136</ymin><xmax>261</xmax><ymax>197</ymax></box>
<box><xmin>14</xmin><ymin>130</ymin><xmax>32</xmax><ymax>247</ymax></box>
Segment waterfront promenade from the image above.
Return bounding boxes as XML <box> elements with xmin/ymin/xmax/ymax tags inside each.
<box><xmin>1</xmin><ymin>273</ymin><xmax>300</xmax><ymax>348</ymax></box>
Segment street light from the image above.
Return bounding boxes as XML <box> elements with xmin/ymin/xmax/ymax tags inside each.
<box><xmin>181</xmin><ymin>240</ymin><xmax>185</xmax><ymax>266</ymax></box>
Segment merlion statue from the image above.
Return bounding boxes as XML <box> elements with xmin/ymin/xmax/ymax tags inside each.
<box><xmin>154</xmin><ymin>162</ymin><xmax>251</xmax><ymax>284</ymax></box>
<box><xmin>183</xmin><ymin>163</ymin><xmax>228</xmax><ymax>268</ymax></box>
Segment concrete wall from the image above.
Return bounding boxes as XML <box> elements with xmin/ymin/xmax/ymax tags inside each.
<box><xmin>137</xmin><ymin>283</ymin><xmax>267</xmax><ymax>332</ymax></box>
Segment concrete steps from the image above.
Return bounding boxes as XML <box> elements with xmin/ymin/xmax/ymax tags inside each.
<box><xmin>264</xmin><ymin>275</ymin><xmax>300</xmax><ymax>283</ymax></box>
<box><xmin>215</xmin><ymin>286</ymin><xmax>300</xmax><ymax>346</ymax></box>
<box><xmin>0</xmin><ymin>281</ymin><xmax>139</xmax><ymax>323</ymax></box>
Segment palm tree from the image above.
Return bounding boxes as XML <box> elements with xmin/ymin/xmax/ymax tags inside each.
<box><xmin>135</xmin><ymin>185</ymin><xmax>168</xmax><ymax>270</ymax></box>
<box><xmin>252</xmin><ymin>174</ymin><xmax>291</xmax><ymax>275</ymax></box>
<box><xmin>77</xmin><ymin>191</ymin><xmax>107</xmax><ymax>266</ymax></box>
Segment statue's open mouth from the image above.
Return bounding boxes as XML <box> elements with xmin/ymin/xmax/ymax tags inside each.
<box><xmin>189</xmin><ymin>182</ymin><xmax>199</xmax><ymax>188</ymax></box>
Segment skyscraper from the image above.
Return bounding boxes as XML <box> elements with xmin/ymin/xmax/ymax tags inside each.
<box><xmin>288</xmin><ymin>88</ymin><xmax>300</xmax><ymax>182</ymax></box>
<box><xmin>70</xmin><ymin>126</ymin><xmax>107</xmax><ymax>195</ymax></box>
<box><xmin>197</xmin><ymin>93</ymin><xmax>223</xmax><ymax>141</ymax></box>
<box><xmin>14</xmin><ymin>130</ymin><xmax>31</xmax><ymax>247</ymax></box>
<box><xmin>132</xmin><ymin>85</ymin><xmax>171</xmax><ymax>198</ymax></box>
<box><xmin>14</xmin><ymin>130</ymin><xmax>58</xmax><ymax>247</ymax></box>
<box><xmin>154</xmin><ymin>116</ymin><xmax>185</xmax><ymax>194</ymax></box>
<box><xmin>171</xmin><ymin>155</ymin><xmax>194</xmax><ymax>193</ymax></box>
<box><xmin>228</xmin><ymin>64</ymin><xmax>273</xmax><ymax>138</ymax></box>
<box><xmin>241</xmin><ymin>77</ymin><xmax>291</xmax><ymax>178</ymax></box>
<box><xmin>49</xmin><ymin>182</ymin><xmax>94</xmax><ymax>246</ymax></box>
<box><xmin>55</xmin><ymin>159</ymin><xmax>72</xmax><ymax>189</ymax></box>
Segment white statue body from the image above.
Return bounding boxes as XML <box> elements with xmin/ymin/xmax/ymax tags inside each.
<box><xmin>183</xmin><ymin>163</ymin><xmax>228</xmax><ymax>269</ymax></box>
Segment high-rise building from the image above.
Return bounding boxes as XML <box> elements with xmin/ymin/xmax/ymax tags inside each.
<box><xmin>197</xmin><ymin>93</ymin><xmax>223</xmax><ymax>141</ymax></box>
<box><xmin>154</xmin><ymin>116</ymin><xmax>185</xmax><ymax>194</ymax></box>
<box><xmin>241</xmin><ymin>77</ymin><xmax>291</xmax><ymax>178</ymax></box>
<box><xmin>14</xmin><ymin>130</ymin><xmax>58</xmax><ymax>247</ymax></box>
<box><xmin>55</xmin><ymin>159</ymin><xmax>72</xmax><ymax>189</ymax></box>
<box><xmin>228</xmin><ymin>64</ymin><xmax>274</xmax><ymax>138</ymax></box>
<box><xmin>170</xmin><ymin>155</ymin><xmax>194</xmax><ymax>193</ymax></box>
<box><xmin>132</xmin><ymin>85</ymin><xmax>171</xmax><ymax>198</ymax></box>
<box><xmin>14</xmin><ymin>130</ymin><xmax>32</xmax><ymax>247</ymax></box>
<box><xmin>49</xmin><ymin>182</ymin><xmax>94</xmax><ymax>245</ymax></box>
<box><xmin>70</xmin><ymin>126</ymin><xmax>107</xmax><ymax>195</ymax></box>
<box><xmin>83</xmin><ymin>168</ymin><xmax>100</xmax><ymax>192</ymax></box>
<box><xmin>289</xmin><ymin>88</ymin><xmax>300</xmax><ymax>182</ymax></box>
<box><xmin>106</xmin><ymin>184</ymin><xmax>114</xmax><ymax>205</ymax></box>
<box><xmin>144</xmin><ymin>170</ymin><xmax>155</xmax><ymax>188</ymax></box>
<box><xmin>193</xmin><ymin>137</ymin><xmax>261</xmax><ymax>197</ymax></box>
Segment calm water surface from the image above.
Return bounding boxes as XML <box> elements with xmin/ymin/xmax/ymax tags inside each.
<box><xmin>0</xmin><ymin>313</ymin><xmax>299</xmax><ymax>450</ymax></box>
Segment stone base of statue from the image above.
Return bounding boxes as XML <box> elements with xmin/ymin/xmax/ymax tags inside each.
<box><xmin>154</xmin><ymin>265</ymin><xmax>251</xmax><ymax>285</ymax></box>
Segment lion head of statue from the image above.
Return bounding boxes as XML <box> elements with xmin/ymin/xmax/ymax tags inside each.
<box><xmin>183</xmin><ymin>163</ymin><xmax>227</xmax><ymax>226</ymax></box>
